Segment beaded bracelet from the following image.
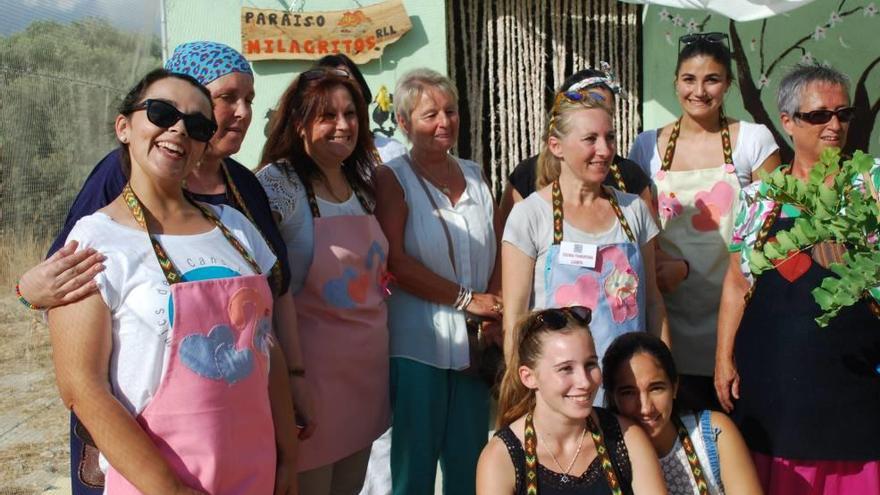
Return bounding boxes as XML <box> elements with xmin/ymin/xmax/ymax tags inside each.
<box><xmin>15</xmin><ymin>280</ymin><xmax>44</xmax><ymax>311</ymax></box>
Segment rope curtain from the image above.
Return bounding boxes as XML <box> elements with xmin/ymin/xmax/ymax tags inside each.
<box><xmin>447</xmin><ymin>0</ymin><xmax>642</xmax><ymax>197</ymax></box>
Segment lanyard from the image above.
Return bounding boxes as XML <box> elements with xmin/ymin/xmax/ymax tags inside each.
<box><xmin>523</xmin><ymin>410</ymin><xmax>624</xmax><ymax>495</ymax></box>
<box><xmin>608</xmin><ymin>160</ymin><xmax>627</xmax><ymax>191</ymax></box>
<box><xmin>121</xmin><ymin>183</ymin><xmax>262</xmax><ymax>286</ymax></box>
<box><xmin>220</xmin><ymin>162</ymin><xmax>283</xmax><ymax>295</ymax></box>
<box><xmin>661</xmin><ymin>110</ymin><xmax>734</xmax><ymax>172</ymax></box>
<box><xmin>551</xmin><ymin>180</ymin><xmax>636</xmax><ymax>246</ymax></box>
<box><xmin>673</xmin><ymin>414</ymin><xmax>710</xmax><ymax>494</ymax></box>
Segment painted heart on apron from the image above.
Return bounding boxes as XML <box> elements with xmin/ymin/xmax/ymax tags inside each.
<box><xmin>692</xmin><ymin>180</ymin><xmax>736</xmax><ymax>231</ymax></box>
<box><xmin>554</xmin><ymin>273</ymin><xmax>601</xmax><ymax>309</ymax></box>
<box><xmin>105</xmin><ymin>184</ymin><xmax>276</xmax><ymax>494</ymax></box>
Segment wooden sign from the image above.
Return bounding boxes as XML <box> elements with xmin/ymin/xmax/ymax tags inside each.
<box><xmin>241</xmin><ymin>0</ymin><xmax>412</xmax><ymax>64</ymax></box>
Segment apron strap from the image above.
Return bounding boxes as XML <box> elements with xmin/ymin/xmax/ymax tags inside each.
<box><xmin>296</xmin><ymin>168</ymin><xmax>373</xmax><ymax>219</ymax></box>
<box><xmin>661</xmin><ymin>110</ymin><xmax>734</xmax><ymax>172</ymax></box>
<box><xmin>551</xmin><ymin>181</ymin><xmax>637</xmax><ymax>245</ymax></box>
<box><xmin>522</xmin><ymin>411</ymin><xmax>624</xmax><ymax>495</ymax></box>
<box><xmin>221</xmin><ymin>162</ymin><xmax>284</xmax><ymax>296</ymax></box>
<box><xmin>122</xmin><ymin>183</ymin><xmax>263</xmax><ymax>286</ymax></box>
<box><xmin>673</xmin><ymin>414</ymin><xmax>711</xmax><ymax>495</ymax></box>
<box><xmin>609</xmin><ymin>160</ymin><xmax>627</xmax><ymax>191</ymax></box>
<box><xmin>743</xmin><ymin>165</ymin><xmax>790</xmax><ymax>304</ymax></box>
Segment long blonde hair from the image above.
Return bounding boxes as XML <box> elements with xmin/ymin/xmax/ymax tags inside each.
<box><xmin>496</xmin><ymin>310</ymin><xmax>594</xmax><ymax>429</ymax></box>
<box><xmin>535</xmin><ymin>93</ymin><xmax>613</xmax><ymax>190</ymax></box>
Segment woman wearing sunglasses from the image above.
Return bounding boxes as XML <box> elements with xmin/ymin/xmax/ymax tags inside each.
<box><xmin>17</xmin><ymin>41</ymin><xmax>307</xmax><ymax>494</ymax></box>
<box><xmin>716</xmin><ymin>64</ymin><xmax>880</xmax><ymax>493</ymax></box>
<box><xmin>502</xmin><ymin>91</ymin><xmax>669</xmax><ymax>404</ymax></box>
<box><xmin>256</xmin><ymin>67</ymin><xmax>389</xmax><ymax>495</ymax></box>
<box><xmin>627</xmin><ymin>32</ymin><xmax>781</xmax><ymax>412</ymax></box>
<box><xmin>603</xmin><ymin>332</ymin><xmax>761</xmax><ymax>495</ymax></box>
<box><xmin>48</xmin><ymin>68</ymin><xmax>296</xmax><ymax>494</ymax></box>
<box><xmin>477</xmin><ymin>307</ymin><xmax>667</xmax><ymax>494</ymax></box>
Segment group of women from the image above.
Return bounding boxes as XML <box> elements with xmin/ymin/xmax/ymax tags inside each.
<box><xmin>14</xmin><ymin>30</ymin><xmax>879</xmax><ymax>495</ymax></box>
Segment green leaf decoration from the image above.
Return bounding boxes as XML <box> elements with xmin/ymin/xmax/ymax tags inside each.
<box><xmin>750</xmin><ymin>149</ymin><xmax>880</xmax><ymax>327</ymax></box>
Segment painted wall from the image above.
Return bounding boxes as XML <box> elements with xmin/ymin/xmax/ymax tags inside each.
<box><xmin>640</xmin><ymin>1</ymin><xmax>880</xmax><ymax>158</ymax></box>
<box><xmin>165</xmin><ymin>0</ymin><xmax>447</xmax><ymax>168</ymax></box>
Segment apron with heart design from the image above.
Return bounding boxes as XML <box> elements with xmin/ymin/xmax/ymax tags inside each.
<box><xmin>544</xmin><ymin>181</ymin><xmax>646</xmax><ymax>406</ymax></box>
<box><xmin>292</xmin><ymin>176</ymin><xmax>391</xmax><ymax>472</ymax></box>
<box><xmin>653</xmin><ymin>115</ymin><xmax>741</xmax><ymax>376</ymax></box>
<box><xmin>104</xmin><ymin>184</ymin><xmax>275</xmax><ymax>494</ymax></box>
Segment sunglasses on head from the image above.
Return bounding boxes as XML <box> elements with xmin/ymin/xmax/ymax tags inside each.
<box><xmin>132</xmin><ymin>99</ymin><xmax>217</xmax><ymax>143</ymax></box>
<box><xmin>794</xmin><ymin>106</ymin><xmax>856</xmax><ymax>125</ymax></box>
<box><xmin>527</xmin><ymin>306</ymin><xmax>592</xmax><ymax>335</ymax></box>
<box><xmin>300</xmin><ymin>67</ymin><xmax>351</xmax><ymax>82</ymax></box>
<box><xmin>678</xmin><ymin>32</ymin><xmax>729</xmax><ymax>52</ymax></box>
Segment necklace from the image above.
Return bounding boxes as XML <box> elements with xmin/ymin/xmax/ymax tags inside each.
<box><xmin>411</xmin><ymin>153</ymin><xmax>453</xmax><ymax>196</ymax></box>
<box><xmin>321</xmin><ymin>176</ymin><xmax>351</xmax><ymax>203</ymax></box>
<box><xmin>538</xmin><ymin>425</ymin><xmax>588</xmax><ymax>483</ymax></box>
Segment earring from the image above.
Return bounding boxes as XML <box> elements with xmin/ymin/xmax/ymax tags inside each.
<box><xmin>121</xmin><ymin>137</ymin><xmax>128</xmax><ymax>144</ymax></box>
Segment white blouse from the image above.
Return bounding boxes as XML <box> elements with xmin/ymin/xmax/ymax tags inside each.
<box><xmin>384</xmin><ymin>154</ymin><xmax>497</xmax><ymax>370</ymax></box>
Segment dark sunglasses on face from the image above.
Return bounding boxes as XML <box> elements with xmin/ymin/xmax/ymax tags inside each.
<box><xmin>132</xmin><ymin>99</ymin><xmax>217</xmax><ymax>142</ymax></box>
<box><xmin>678</xmin><ymin>32</ymin><xmax>729</xmax><ymax>52</ymax></box>
<box><xmin>794</xmin><ymin>106</ymin><xmax>856</xmax><ymax>125</ymax></box>
<box><xmin>527</xmin><ymin>306</ymin><xmax>593</xmax><ymax>335</ymax></box>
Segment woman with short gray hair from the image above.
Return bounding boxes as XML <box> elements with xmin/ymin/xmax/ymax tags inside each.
<box><xmin>374</xmin><ymin>68</ymin><xmax>502</xmax><ymax>495</ymax></box>
<box><xmin>716</xmin><ymin>63</ymin><xmax>880</xmax><ymax>493</ymax></box>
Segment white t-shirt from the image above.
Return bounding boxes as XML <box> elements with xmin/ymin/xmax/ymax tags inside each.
<box><xmin>65</xmin><ymin>205</ymin><xmax>276</xmax><ymax>418</ymax></box>
<box><xmin>628</xmin><ymin>120</ymin><xmax>779</xmax><ymax>188</ymax></box>
<box><xmin>502</xmin><ymin>189</ymin><xmax>658</xmax><ymax>308</ymax></box>
<box><xmin>256</xmin><ymin>163</ymin><xmax>368</xmax><ymax>293</ymax></box>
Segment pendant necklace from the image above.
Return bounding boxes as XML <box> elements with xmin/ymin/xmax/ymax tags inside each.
<box><xmin>413</xmin><ymin>154</ymin><xmax>453</xmax><ymax>196</ymax></box>
<box><xmin>539</xmin><ymin>426</ymin><xmax>588</xmax><ymax>483</ymax></box>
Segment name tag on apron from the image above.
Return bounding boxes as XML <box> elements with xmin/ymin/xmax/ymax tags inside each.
<box><xmin>559</xmin><ymin>241</ymin><xmax>598</xmax><ymax>268</ymax></box>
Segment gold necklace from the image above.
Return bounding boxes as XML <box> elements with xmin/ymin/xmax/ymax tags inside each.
<box><xmin>412</xmin><ymin>153</ymin><xmax>453</xmax><ymax>196</ymax></box>
<box><xmin>321</xmin><ymin>176</ymin><xmax>351</xmax><ymax>203</ymax></box>
<box><xmin>538</xmin><ymin>425</ymin><xmax>588</xmax><ymax>483</ymax></box>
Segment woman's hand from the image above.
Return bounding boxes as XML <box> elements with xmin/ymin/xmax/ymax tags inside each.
<box><xmin>655</xmin><ymin>257</ymin><xmax>688</xmax><ymax>293</ymax></box>
<box><xmin>714</xmin><ymin>354</ymin><xmax>740</xmax><ymax>413</ymax></box>
<box><xmin>18</xmin><ymin>240</ymin><xmax>105</xmax><ymax>308</ymax></box>
<box><xmin>290</xmin><ymin>378</ymin><xmax>317</xmax><ymax>440</ymax></box>
<box><xmin>466</xmin><ymin>292</ymin><xmax>503</xmax><ymax>320</ymax></box>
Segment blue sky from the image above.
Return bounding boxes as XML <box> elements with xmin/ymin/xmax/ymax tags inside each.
<box><xmin>0</xmin><ymin>0</ymin><xmax>161</xmax><ymax>36</ymax></box>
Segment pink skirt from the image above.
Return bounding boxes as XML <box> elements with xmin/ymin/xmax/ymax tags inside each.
<box><xmin>753</xmin><ymin>452</ymin><xmax>880</xmax><ymax>495</ymax></box>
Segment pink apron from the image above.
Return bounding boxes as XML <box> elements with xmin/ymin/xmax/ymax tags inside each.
<box><xmin>105</xmin><ymin>184</ymin><xmax>276</xmax><ymax>494</ymax></box>
<box><xmin>293</xmin><ymin>179</ymin><xmax>391</xmax><ymax>472</ymax></box>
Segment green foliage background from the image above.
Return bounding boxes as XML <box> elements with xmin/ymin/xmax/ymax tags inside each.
<box><xmin>0</xmin><ymin>18</ymin><xmax>160</xmax><ymax>241</ymax></box>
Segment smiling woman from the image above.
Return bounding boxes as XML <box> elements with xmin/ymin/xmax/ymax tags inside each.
<box><xmin>627</xmin><ymin>33</ymin><xmax>782</xmax><ymax>412</ymax></box>
<box><xmin>256</xmin><ymin>67</ymin><xmax>390</xmax><ymax>495</ymax></box>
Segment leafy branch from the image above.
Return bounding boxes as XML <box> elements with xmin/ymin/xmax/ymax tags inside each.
<box><xmin>748</xmin><ymin>149</ymin><xmax>880</xmax><ymax>326</ymax></box>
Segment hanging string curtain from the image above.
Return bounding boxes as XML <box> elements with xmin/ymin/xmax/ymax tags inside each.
<box><xmin>448</xmin><ymin>0</ymin><xmax>642</xmax><ymax>197</ymax></box>
<box><xmin>618</xmin><ymin>0</ymin><xmax>819</xmax><ymax>22</ymax></box>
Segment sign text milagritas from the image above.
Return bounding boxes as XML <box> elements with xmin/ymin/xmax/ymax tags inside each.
<box><xmin>241</xmin><ymin>0</ymin><xmax>412</xmax><ymax>64</ymax></box>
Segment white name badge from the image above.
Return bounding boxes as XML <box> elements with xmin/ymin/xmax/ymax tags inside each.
<box><xmin>558</xmin><ymin>241</ymin><xmax>598</xmax><ymax>268</ymax></box>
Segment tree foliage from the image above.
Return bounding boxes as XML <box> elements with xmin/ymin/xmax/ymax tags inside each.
<box><xmin>0</xmin><ymin>18</ymin><xmax>160</xmax><ymax>240</ymax></box>
<box><xmin>749</xmin><ymin>148</ymin><xmax>880</xmax><ymax>326</ymax></box>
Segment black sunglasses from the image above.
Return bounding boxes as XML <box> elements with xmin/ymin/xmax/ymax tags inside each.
<box><xmin>300</xmin><ymin>67</ymin><xmax>351</xmax><ymax>82</ymax></box>
<box><xmin>527</xmin><ymin>306</ymin><xmax>592</xmax><ymax>335</ymax></box>
<box><xmin>794</xmin><ymin>107</ymin><xmax>856</xmax><ymax>125</ymax></box>
<box><xmin>133</xmin><ymin>99</ymin><xmax>217</xmax><ymax>143</ymax></box>
<box><xmin>679</xmin><ymin>32</ymin><xmax>729</xmax><ymax>52</ymax></box>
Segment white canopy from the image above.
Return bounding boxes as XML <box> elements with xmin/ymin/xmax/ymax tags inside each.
<box><xmin>619</xmin><ymin>0</ymin><xmax>819</xmax><ymax>22</ymax></box>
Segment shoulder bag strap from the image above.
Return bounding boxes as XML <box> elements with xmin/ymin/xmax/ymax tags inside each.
<box><xmin>405</xmin><ymin>154</ymin><xmax>458</xmax><ymax>277</ymax></box>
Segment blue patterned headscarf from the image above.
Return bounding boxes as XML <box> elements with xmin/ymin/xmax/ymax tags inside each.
<box><xmin>164</xmin><ymin>41</ymin><xmax>253</xmax><ymax>86</ymax></box>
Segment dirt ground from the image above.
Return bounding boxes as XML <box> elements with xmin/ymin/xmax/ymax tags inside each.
<box><xmin>0</xmin><ymin>294</ymin><xmax>69</xmax><ymax>494</ymax></box>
